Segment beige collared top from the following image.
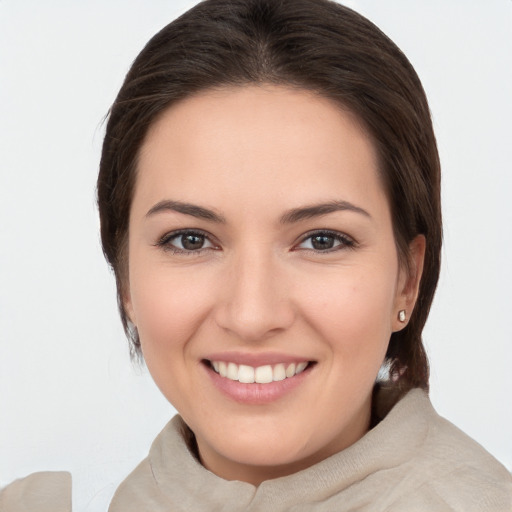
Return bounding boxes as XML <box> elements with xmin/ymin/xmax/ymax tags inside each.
<box><xmin>2</xmin><ymin>389</ymin><xmax>511</xmax><ymax>511</ymax></box>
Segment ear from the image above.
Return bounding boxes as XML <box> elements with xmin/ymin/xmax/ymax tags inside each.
<box><xmin>393</xmin><ymin>235</ymin><xmax>426</xmax><ymax>332</ymax></box>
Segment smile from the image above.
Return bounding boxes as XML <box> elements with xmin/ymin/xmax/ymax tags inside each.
<box><xmin>202</xmin><ymin>354</ymin><xmax>316</xmax><ymax>404</ymax></box>
<box><xmin>209</xmin><ymin>361</ymin><xmax>309</xmax><ymax>384</ymax></box>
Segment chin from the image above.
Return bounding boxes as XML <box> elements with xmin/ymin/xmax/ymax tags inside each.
<box><xmin>197</xmin><ymin>417</ymin><xmax>337</xmax><ymax>476</ymax></box>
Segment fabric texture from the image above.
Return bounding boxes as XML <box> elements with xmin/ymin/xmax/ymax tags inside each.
<box><xmin>2</xmin><ymin>391</ymin><xmax>510</xmax><ymax>510</ymax></box>
<box><xmin>108</xmin><ymin>389</ymin><xmax>512</xmax><ymax>511</ymax></box>
<box><xmin>0</xmin><ymin>471</ymin><xmax>71</xmax><ymax>512</ymax></box>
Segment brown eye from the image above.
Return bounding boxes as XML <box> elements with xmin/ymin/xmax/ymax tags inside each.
<box><xmin>180</xmin><ymin>233</ymin><xmax>206</xmax><ymax>250</ymax></box>
<box><xmin>311</xmin><ymin>234</ymin><xmax>335</xmax><ymax>250</ymax></box>
<box><xmin>296</xmin><ymin>230</ymin><xmax>355</xmax><ymax>252</ymax></box>
<box><xmin>157</xmin><ymin>230</ymin><xmax>216</xmax><ymax>253</ymax></box>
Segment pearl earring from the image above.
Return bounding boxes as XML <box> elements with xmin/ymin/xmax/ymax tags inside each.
<box><xmin>398</xmin><ymin>310</ymin><xmax>406</xmax><ymax>323</ymax></box>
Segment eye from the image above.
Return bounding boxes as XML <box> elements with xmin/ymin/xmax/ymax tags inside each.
<box><xmin>156</xmin><ymin>229</ymin><xmax>217</xmax><ymax>254</ymax></box>
<box><xmin>295</xmin><ymin>230</ymin><xmax>356</xmax><ymax>252</ymax></box>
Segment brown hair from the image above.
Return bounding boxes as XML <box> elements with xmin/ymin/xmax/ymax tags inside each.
<box><xmin>98</xmin><ymin>0</ymin><xmax>441</xmax><ymax>392</ymax></box>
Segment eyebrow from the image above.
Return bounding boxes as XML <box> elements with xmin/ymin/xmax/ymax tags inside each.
<box><xmin>280</xmin><ymin>200</ymin><xmax>371</xmax><ymax>224</ymax></box>
<box><xmin>146</xmin><ymin>200</ymin><xmax>226</xmax><ymax>223</ymax></box>
<box><xmin>145</xmin><ymin>199</ymin><xmax>370</xmax><ymax>224</ymax></box>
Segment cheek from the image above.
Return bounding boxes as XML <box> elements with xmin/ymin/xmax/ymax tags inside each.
<box><xmin>129</xmin><ymin>267</ymin><xmax>218</xmax><ymax>411</ymax></box>
<box><xmin>297</xmin><ymin>263</ymin><xmax>397</xmax><ymax>359</ymax></box>
<box><xmin>129</xmin><ymin>263</ymin><xmax>214</xmax><ymax>358</ymax></box>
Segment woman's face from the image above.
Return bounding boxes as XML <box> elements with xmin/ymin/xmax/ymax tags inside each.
<box><xmin>126</xmin><ymin>85</ymin><xmax>421</xmax><ymax>484</ymax></box>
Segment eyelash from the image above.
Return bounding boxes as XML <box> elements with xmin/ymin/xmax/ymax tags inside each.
<box><xmin>295</xmin><ymin>229</ymin><xmax>356</xmax><ymax>253</ymax></box>
<box><xmin>155</xmin><ymin>229</ymin><xmax>218</xmax><ymax>255</ymax></box>
<box><xmin>155</xmin><ymin>229</ymin><xmax>357</xmax><ymax>255</ymax></box>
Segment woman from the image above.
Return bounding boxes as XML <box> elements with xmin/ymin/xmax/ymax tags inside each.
<box><xmin>99</xmin><ymin>0</ymin><xmax>511</xmax><ymax>508</ymax></box>
<box><xmin>1</xmin><ymin>0</ymin><xmax>510</xmax><ymax>510</ymax></box>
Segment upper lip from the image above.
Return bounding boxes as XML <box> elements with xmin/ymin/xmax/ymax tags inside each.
<box><xmin>203</xmin><ymin>351</ymin><xmax>314</xmax><ymax>367</ymax></box>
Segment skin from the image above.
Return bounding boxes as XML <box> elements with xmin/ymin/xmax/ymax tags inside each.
<box><xmin>125</xmin><ymin>85</ymin><xmax>425</xmax><ymax>485</ymax></box>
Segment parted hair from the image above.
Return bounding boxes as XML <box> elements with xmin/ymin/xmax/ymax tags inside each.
<box><xmin>98</xmin><ymin>0</ymin><xmax>442</xmax><ymax>393</ymax></box>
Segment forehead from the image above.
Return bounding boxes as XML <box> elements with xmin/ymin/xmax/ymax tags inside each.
<box><xmin>134</xmin><ymin>85</ymin><xmax>386</xmax><ymax>219</ymax></box>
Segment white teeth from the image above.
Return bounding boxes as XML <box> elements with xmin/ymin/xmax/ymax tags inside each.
<box><xmin>227</xmin><ymin>362</ymin><xmax>238</xmax><ymax>380</ymax></box>
<box><xmin>285</xmin><ymin>363</ymin><xmax>296</xmax><ymax>378</ymax></box>
<box><xmin>273</xmin><ymin>363</ymin><xmax>286</xmax><ymax>381</ymax></box>
<box><xmin>210</xmin><ymin>360</ymin><xmax>310</xmax><ymax>383</ymax></box>
<box><xmin>295</xmin><ymin>361</ymin><xmax>308</xmax><ymax>374</ymax></box>
<box><xmin>238</xmin><ymin>364</ymin><xmax>255</xmax><ymax>383</ymax></box>
<box><xmin>254</xmin><ymin>365</ymin><xmax>273</xmax><ymax>384</ymax></box>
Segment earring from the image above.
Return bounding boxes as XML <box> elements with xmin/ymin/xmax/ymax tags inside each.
<box><xmin>398</xmin><ymin>310</ymin><xmax>406</xmax><ymax>323</ymax></box>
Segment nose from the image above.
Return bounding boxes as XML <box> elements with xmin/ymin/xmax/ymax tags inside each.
<box><xmin>214</xmin><ymin>248</ymin><xmax>295</xmax><ymax>342</ymax></box>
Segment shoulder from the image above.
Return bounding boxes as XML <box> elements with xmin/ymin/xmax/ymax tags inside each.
<box><xmin>107</xmin><ymin>457</ymin><xmax>163</xmax><ymax>511</ymax></box>
<box><xmin>108</xmin><ymin>415</ymin><xmax>255</xmax><ymax>511</ymax></box>
<box><xmin>0</xmin><ymin>471</ymin><xmax>71</xmax><ymax>512</ymax></box>
<box><xmin>388</xmin><ymin>389</ymin><xmax>512</xmax><ymax>511</ymax></box>
<box><xmin>108</xmin><ymin>416</ymin><xmax>192</xmax><ymax>512</ymax></box>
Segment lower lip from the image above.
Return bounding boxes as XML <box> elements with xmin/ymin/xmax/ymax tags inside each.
<box><xmin>203</xmin><ymin>363</ymin><xmax>313</xmax><ymax>405</ymax></box>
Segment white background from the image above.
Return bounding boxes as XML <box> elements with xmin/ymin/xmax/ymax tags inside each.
<box><xmin>1</xmin><ymin>1</ymin><xmax>511</xmax><ymax>510</ymax></box>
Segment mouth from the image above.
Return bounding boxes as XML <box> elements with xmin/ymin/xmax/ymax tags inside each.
<box><xmin>202</xmin><ymin>359</ymin><xmax>315</xmax><ymax>384</ymax></box>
